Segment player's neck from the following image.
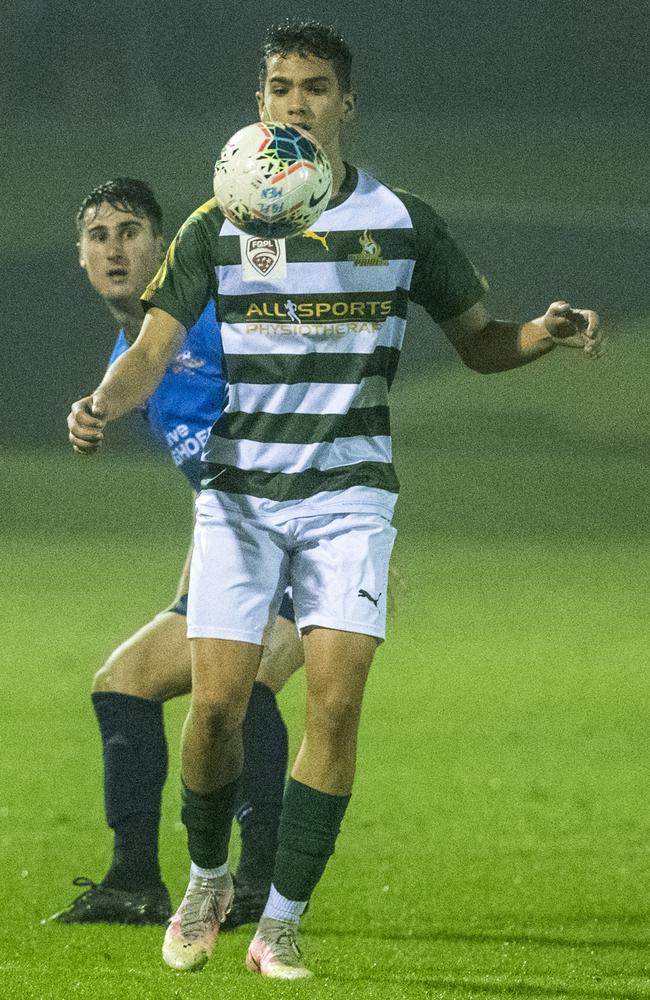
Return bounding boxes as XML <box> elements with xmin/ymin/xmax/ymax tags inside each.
<box><xmin>328</xmin><ymin>152</ymin><xmax>347</xmax><ymax>199</ymax></box>
<box><xmin>106</xmin><ymin>299</ymin><xmax>144</xmax><ymax>344</ymax></box>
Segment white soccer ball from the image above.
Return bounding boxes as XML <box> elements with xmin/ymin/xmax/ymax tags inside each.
<box><xmin>213</xmin><ymin>121</ymin><xmax>333</xmax><ymax>239</ymax></box>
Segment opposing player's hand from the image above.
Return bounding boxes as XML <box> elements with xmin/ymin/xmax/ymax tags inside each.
<box><xmin>67</xmin><ymin>394</ymin><xmax>107</xmax><ymax>454</ymax></box>
<box><xmin>543</xmin><ymin>301</ymin><xmax>606</xmax><ymax>359</ymax></box>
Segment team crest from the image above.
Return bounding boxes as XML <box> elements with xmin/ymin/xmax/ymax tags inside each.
<box><xmin>240</xmin><ymin>235</ymin><xmax>287</xmax><ymax>281</ymax></box>
<box><xmin>247</xmin><ymin>238</ymin><xmax>281</xmax><ymax>275</ymax></box>
<box><xmin>348</xmin><ymin>230</ymin><xmax>388</xmax><ymax>267</ymax></box>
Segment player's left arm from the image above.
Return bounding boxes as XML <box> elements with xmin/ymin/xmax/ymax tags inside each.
<box><xmin>440</xmin><ymin>299</ymin><xmax>605</xmax><ymax>373</ymax></box>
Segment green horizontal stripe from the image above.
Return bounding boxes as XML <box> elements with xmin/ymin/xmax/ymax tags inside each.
<box><xmin>200</xmin><ymin>461</ymin><xmax>399</xmax><ymax>501</ymax></box>
<box><xmin>219</xmin><ymin>288</ymin><xmax>409</xmax><ymax>325</ymax></box>
<box><xmin>225</xmin><ymin>346</ymin><xmax>400</xmax><ymax>387</ymax></box>
<box><xmin>216</xmin><ymin>405</ymin><xmax>391</xmax><ymax>445</ymax></box>
<box><xmin>217</xmin><ymin>228</ymin><xmax>417</xmax><ymax>265</ymax></box>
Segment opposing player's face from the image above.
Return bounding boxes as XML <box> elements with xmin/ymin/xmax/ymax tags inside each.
<box><xmin>78</xmin><ymin>202</ymin><xmax>164</xmax><ymax>305</ymax></box>
<box><xmin>257</xmin><ymin>53</ymin><xmax>355</xmax><ymax>155</ymax></box>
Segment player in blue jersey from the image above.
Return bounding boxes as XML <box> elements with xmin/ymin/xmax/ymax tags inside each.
<box><xmin>68</xmin><ymin>22</ymin><xmax>606</xmax><ymax>980</ymax></box>
<box><xmin>50</xmin><ymin>178</ymin><xmax>303</xmax><ymax>928</ymax></box>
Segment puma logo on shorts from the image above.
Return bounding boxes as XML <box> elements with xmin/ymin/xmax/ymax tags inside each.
<box><xmin>358</xmin><ymin>589</ymin><xmax>381</xmax><ymax>608</ymax></box>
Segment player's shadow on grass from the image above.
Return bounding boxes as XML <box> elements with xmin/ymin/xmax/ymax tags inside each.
<box><xmin>318</xmin><ymin>924</ymin><xmax>650</xmax><ymax>952</ymax></box>
<box><xmin>322</xmin><ymin>928</ymin><xmax>650</xmax><ymax>998</ymax></box>
<box><xmin>330</xmin><ymin>970</ymin><xmax>649</xmax><ymax>1000</ymax></box>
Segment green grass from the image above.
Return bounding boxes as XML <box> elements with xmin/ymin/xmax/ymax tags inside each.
<box><xmin>1</xmin><ymin>325</ymin><xmax>649</xmax><ymax>998</ymax></box>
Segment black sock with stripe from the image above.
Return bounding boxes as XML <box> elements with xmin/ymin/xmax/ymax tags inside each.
<box><xmin>91</xmin><ymin>692</ymin><xmax>167</xmax><ymax>890</ymax></box>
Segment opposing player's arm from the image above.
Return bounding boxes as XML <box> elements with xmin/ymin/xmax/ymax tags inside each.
<box><xmin>172</xmin><ymin>498</ymin><xmax>196</xmax><ymax>602</ymax></box>
<box><xmin>68</xmin><ymin>307</ymin><xmax>185</xmax><ymax>453</ymax></box>
<box><xmin>440</xmin><ymin>300</ymin><xmax>604</xmax><ymax>374</ymax></box>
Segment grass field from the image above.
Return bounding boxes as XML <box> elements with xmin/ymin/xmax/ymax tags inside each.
<box><xmin>1</xmin><ymin>325</ymin><xmax>648</xmax><ymax>999</ymax></box>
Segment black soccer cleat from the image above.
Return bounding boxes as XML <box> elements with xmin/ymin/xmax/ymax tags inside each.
<box><xmin>43</xmin><ymin>877</ymin><xmax>172</xmax><ymax>926</ymax></box>
<box><xmin>220</xmin><ymin>877</ymin><xmax>269</xmax><ymax>932</ymax></box>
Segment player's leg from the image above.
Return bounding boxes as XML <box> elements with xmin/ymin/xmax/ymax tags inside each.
<box><xmin>163</xmin><ymin>493</ymin><xmax>288</xmax><ymax>970</ymax></box>
<box><xmin>92</xmin><ymin>604</ymin><xmax>191</xmax><ymax>888</ymax></box>
<box><xmin>247</xmin><ymin>512</ymin><xmax>395</xmax><ymax>979</ymax></box>
<box><xmin>247</xmin><ymin>627</ymin><xmax>377</xmax><ymax>979</ymax></box>
<box><xmin>50</xmin><ymin>579</ymin><xmax>299</xmax><ymax>929</ymax></box>
<box><xmin>225</xmin><ymin>604</ymin><xmax>303</xmax><ymax>930</ymax></box>
<box><xmin>46</xmin><ymin>603</ymin><xmax>191</xmax><ymax>926</ymax></box>
<box><xmin>163</xmin><ymin>637</ymin><xmax>263</xmax><ymax>970</ymax></box>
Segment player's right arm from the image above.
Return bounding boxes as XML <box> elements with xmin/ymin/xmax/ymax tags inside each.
<box><xmin>68</xmin><ymin>307</ymin><xmax>185</xmax><ymax>454</ymax></box>
<box><xmin>69</xmin><ymin>200</ymin><xmax>218</xmax><ymax>454</ymax></box>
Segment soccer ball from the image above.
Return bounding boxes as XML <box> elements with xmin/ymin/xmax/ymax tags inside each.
<box><xmin>213</xmin><ymin>121</ymin><xmax>333</xmax><ymax>239</ymax></box>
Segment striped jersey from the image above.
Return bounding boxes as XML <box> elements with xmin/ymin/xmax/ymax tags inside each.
<box><xmin>142</xmin><ymin>165</ymin><xmax>486</xmax><ymax>522</ymax></box>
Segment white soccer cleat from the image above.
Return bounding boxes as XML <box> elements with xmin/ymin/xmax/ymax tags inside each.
<box><xmin>246</xmin><ymin>916</ymin><xmax>313</xmax><ymax>979</ymax></box>
<box><xmin>162</xmin><ymin>873</ymin><xmax>234</xmax><ymax>972</ymax></box>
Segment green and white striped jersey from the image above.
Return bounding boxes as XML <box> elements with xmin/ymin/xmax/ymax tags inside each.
<box><xmin>143</xmin><ymin>165</ymin><xmax>486</xmax><ymax>522</ymax></box>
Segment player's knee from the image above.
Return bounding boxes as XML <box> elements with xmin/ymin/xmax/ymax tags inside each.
<box><xmin>191</xmin><ymin>695</ymin><xmax>243</xmax><ymax>740</ymax></box>
<box><xmin>257</xmin><ymin>649</ymin><xmax>303</xmax><ymax>693</ymax></box>
<box><xmin>92</xmin><ymin>661</ymin><xmax>121</xmax><ymax>694</ymax></box>
<box><xmin>307</xmin><ymin>690</ymin><xmax>362</xmax><ymax>743</ymax></box>
<box><xmin>91</xmin><ymin>656</ymin><xmax>163</xmax><ymax>701</ymax></box>
<box><xmin>256</xmin><ymin>620</ymin><xmax>303</xmax><ymax>693</ymax></box>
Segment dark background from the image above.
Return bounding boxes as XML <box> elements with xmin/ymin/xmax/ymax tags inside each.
<box><xmin>2</xmin><ymin>0</ymin><xmax>647</xmax><ymax>450</ymax></box>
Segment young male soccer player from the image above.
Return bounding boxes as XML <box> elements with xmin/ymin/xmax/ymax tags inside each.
<box><xmin>67</xmin><ymin>21</ymin><xmax>606</xmax><ymax>979</ymax></box>
<box><xmin>52</xmin><ymin>178</ymin><xmax>302</xmax><ymax>929</ymax></box>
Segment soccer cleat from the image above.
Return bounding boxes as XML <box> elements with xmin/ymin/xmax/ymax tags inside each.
<box><xmin>43</xmin><ymin>877</ymin><xmax>171</xmax><ymax>926</ymax></box>
<box><xmin>162</xmin><ymin>873</ymin><xmax>233</xmax><ymax>972</ymax></box>
<box><xmin>246</xmin><ymin>916</ymin><xmax>313</xmax><ymax>979</ymax></box>
<box><xmin>220</xmin><ymin>876</ymin><xmax>269</xmax><ymax>932</ymax></box>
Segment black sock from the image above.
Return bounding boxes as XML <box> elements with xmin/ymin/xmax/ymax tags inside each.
<box><xmin>272</xmin><ymin>778</ymin><xmax>350</xmax><ymax>902</ymax></box>
<box><xmin>91</xmin><ymin>692</ymin><xmax>167</xmax><ymax>890</ymax></box>
<box><xmin>234</xmin><ymin>681</ymin><xmax>288</xmax><ymax>891</ymax></box>
<box><xmin>181</xmin><ymin>779</ymin><xmax>239</xmax><ymax>869</ymax></box>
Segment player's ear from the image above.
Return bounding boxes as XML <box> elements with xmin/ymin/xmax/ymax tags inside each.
<box><xmin>256</xmin><ymin>90</ymin><xmax>266</xmax><ymax>119</ymax></box>
<box><xmin>77</xmin><ymin>240</ymin><xmax>87</xmax><ymax>269</ymax></box>
<box><xmin>341</xmin><ymin>91</ymin><xmax>357</xmax><ymax>124</ymax></box>
<box><xmin>155</xmin><ymin>234</ymin><xmax>166</xmax><ymax>262</ymax></box>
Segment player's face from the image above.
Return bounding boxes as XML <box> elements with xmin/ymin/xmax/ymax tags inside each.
<box><xmin>78</xmin><ymin>202</ymin><xmax>164</xmax><ymax>306</ymax></box>
<box><xmin>257</xmin><ymin>53</ymin><xmax>355</xmax><ymax>156</ymax></box>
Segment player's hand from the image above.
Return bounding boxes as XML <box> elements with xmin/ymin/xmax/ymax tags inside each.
<box><xmin>67</xmin><ymin>394</ymin><xmax>107</xmax><ymax>454</ymax></box>
<box><xmin>543</xmin><ymin>301</ymin><xmax>606</xmax><ymax>359</ymax></box>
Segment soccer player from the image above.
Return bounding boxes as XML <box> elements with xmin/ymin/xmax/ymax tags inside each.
<box><xmin>67</xmin><ymin>21</ymin><xmax>605</xmax><ymax>979</ymax></box>
<box><xmin>52</xmin><ymin>178</ymin><xmax>303</xmax><ymax>929</ymax></box>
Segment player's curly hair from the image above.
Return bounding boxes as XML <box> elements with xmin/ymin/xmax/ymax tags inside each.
<box><xmin>76</xmin><ymin>178</ymin><xmax>163</xmax><ymax>235</ymax></box>
<box><xmin>259</xmin><ymin>20</ymin><xmax>353</xmax><ymax>93</ymax></box>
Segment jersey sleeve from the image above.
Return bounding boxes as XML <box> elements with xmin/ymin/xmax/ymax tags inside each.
<box><xmin>108</xmin><ymin>330</ymin><xmax>129</xmax><ymax>367</ymax></box>
<box><xmin>398</xmin><ymin>190</ymin><xmax>488</xmax><ymax>323</ymax></box>
<box><xmin>141</xmin><ymin>200</ymin><xmax>219</xmax><ymax>331</ymax></box>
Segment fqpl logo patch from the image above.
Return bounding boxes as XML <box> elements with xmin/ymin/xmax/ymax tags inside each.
<box><xmin>240</xmin><ymin>236</ymin><xmax>287</xmax><ymax>281</ymax></box>
<box><xmin>247</xmin><ymin>237</ymin><xmax>280</xmax><ymax>275</ymax></box>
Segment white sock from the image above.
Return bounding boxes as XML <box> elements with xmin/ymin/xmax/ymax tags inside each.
<box><xmin>262</xmin><ymin>884</ymin><xmax>307</xmax><ymax>924</ymax></box>
<box><xmin>190</xmin><ymin>861</ymin><xmax>229</xmax><ymax>881</ymax></box>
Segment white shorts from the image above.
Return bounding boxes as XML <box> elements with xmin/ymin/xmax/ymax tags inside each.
<box><xmin>187</xmin><ymin>491</ymin><xmax>397</xmax><ymax>644</ymax></box>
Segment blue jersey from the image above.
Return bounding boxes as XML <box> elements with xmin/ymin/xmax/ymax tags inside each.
<box><xmin>109</xmin><ymin>302</ymin><xmax>225</xmax><ymax>490</ymax></box>
<box><xmin>109</xmin><ymin>302</ymin><xmax>295</xmax><ymax>623</ymax></box>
